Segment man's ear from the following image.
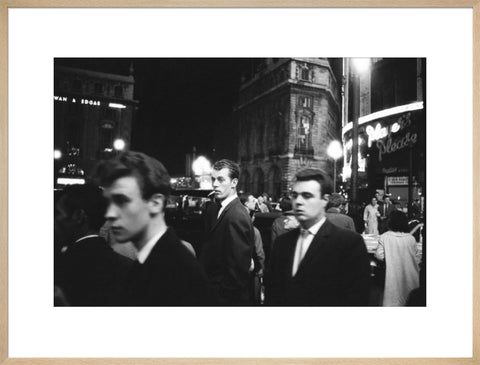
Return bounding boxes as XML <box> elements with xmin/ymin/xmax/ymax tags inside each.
<box><xmin>231</xmin><ymin>178</ymin><xmax>238</xmax><ymax>188</ymax></box>
<box><xmin>149</xmin><ymin>193</ymin><xmax>165</xmax><ymax>214</ymax></box>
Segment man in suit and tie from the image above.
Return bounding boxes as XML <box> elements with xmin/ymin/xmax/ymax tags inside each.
<box><xmin>97</xmin><ymin>151</ymin><xmax>211</xmax><ymax>306</ymax></box>
<box><xmin>200</xmin><ymin>159</ymin><xmax>254</xmax><ymax>305</ymax></box>
<box><xmin>265</xmin><ymin>169</ymin><xmax>371</xmax><ymax>306</ymax></box>
<box><xmin>379</xmin><ymin>195</ymin><xmax>396</xmax><ymax>233</ymax></box>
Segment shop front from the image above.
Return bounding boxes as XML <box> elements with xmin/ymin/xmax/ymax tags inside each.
<box><xmin>342</xmin><ymin>101</ymin><xmax>426</xmax><ymax>217</ymax></box>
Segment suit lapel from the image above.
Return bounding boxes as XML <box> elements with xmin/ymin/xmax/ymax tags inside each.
<box><xmin>296</xmin><ymin>220</ymin><xmax>333</xmax><ymax>274</ymax></box>
<box><xmin>209</xmin><ymin>198</ymin><xmax>238</xmax><ymax>233</ymax></box>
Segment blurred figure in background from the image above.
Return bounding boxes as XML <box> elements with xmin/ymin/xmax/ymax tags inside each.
<box><xmin>245</xmin><ymin>194</ymin><xmax>257</xmax><ymax>212</ymax></box>
<box><xmin>54</xmin><ymin>183</ymin><xmax>133</xmax><ymax>306</ymax></box>
<box><xmin>325</xmin><ymin>193</ymin><xmax>356</xmax><ymax>232</ymax></box>
<box><xmin>256</xmin><ymin>195</ymin><xmax>270</xmax><ymax>213</ymax></box>
<box><xmin>248</xmin><ymin>210</ymin><xmax>265</xmax><ymax>305</ymax></box>
<box><xmin>375</xmin><ymin>210</ymin><xmax>421</xmax><ymax>306</ymax></box>
<box><xmin>270</xmin><ymin>196</ymin><xmax>299</xmax><ymax>247</ymax></box>
<box><xmin>363</xmin><ymin>197</ymin><xmax>380</xmax><ymax>234</ymax></box>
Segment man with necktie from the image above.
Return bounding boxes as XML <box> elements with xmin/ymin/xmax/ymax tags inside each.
<box><xmin>200</xmin><ymin>159</ymin><xmax>254</xmax><ymax>305</ymax></box>
<box><xmin>379</xmin><ymin>195</ymin><xmax>396</xmax><ymax>234</ymax></box>
<box><xmin>265</xmin><ymin>168</ymin><xmax>371</xmax><ymax>306</ymax></box>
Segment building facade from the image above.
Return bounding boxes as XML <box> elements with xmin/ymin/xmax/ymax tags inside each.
<box><xmin>342</xmin><ymin>58</ymin><xmax>426</xmax><ymax>214</ymax></box>
<box><xmin>234</xmin><ymin>58</ymin><xmax>342</xmax><ymax>200</ymax></box>
<box><xmin>54</xmin><ymin>65</ymin><xmax>137</xmax><ymax>184</ymax></box>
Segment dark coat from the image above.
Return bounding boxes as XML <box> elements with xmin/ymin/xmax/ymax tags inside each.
<box><xmin>55</xmin><ymin>236</ymin><xmax>133</xmax><ymax>306</ymax></box>
<box><xmin>265</xmin><ymin>219</ymin><xmax>371</xmax><ymax>306</ymax></box>
<box><xmin>200</xmin><ymin>197</ymin><xmax>254</xmax><ymax>305</ymax></box>
<box><xmin>325</xmin><ymin>207</ymin><xmax>356</xmax><ymax>232</ymax></box>
<box><xmin>126</xmin><ymin>228</ymin><xmax>211</xmax><ymax>306</ymax></box>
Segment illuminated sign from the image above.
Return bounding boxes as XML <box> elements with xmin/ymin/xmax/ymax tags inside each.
<box><xmin>365</xmin><ymin>123</ymin><xmax>388</xmax><ymax>147</ymax></box>
<box><xmin>54</xmin><ymin>95</ymin><xmax>101</xmax><ymax>106</ymax></box>
<box><xmin>377</xmin><ymin>132</ymin><xmax>418</xmax><ymax>162</ymax></box>
<box><xmin>342</xmin><ymin>101</ymin><xmax>423</xmax><ymax>135</ymax></box>
<box><xmin>387</xmin><ymin>176</ymin><xmax>409</xmax><ymax>185</ymax></box>
<box><xmin>57</xmin><ymin>177</ymin><xmax>85</xmax><ymax>185</ymax></box>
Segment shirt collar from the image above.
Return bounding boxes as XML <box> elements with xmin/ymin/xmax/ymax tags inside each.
<box><xmin>303</xmin><ymin>216</ymin><xmax>326</xmax><ymax>235</ymax></box>
<box><xmin>137</xmin><ymin>227</ymin><xmax>167</xmax><ymax>264</ymax></box>
<box><xmin>220</xmin><ymin>193</ymin><xmax>237</xmax><ymax>209</ymax></box>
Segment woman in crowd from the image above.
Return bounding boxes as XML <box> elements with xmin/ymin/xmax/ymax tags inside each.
<box><xmin>375</xmin><ymin>210</ymin><xmax>421</xmax><ymax>306</ymax></box>
<box><xmin>363</xmin><ymin>196</ymin><xmax>380</xmax><ymax>234</ymax></box>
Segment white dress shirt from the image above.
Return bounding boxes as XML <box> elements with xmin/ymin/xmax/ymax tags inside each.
<box><xmin>217</xmin><ymin>193</ymin><xmax>238</xmax><ymax>218</ymax></box>
<box><xmin>292</xmin><ymin>216</ymin><xmax>326</xmax><ymax>276</ymax></box>
<box><xmin>136</xmin><ymin>227</ymin><xmax>167</xmax><ymax>264</ymax></box>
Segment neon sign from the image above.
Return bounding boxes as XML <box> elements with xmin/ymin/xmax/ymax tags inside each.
<box><xmin>54</xmin><ymin>95</ymin><xmax>101</xmax><ymax>106</ymax></box>
<box><xmin>377</xmin><ymin>132</ymin><xmax>418</xmax><ymax>162</ymax></box>
<box><xmin>365</xmin><ymin>123</ymin><xmax>388</xmax><ymax>147</ymax></box>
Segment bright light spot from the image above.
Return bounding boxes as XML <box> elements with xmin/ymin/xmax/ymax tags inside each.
<box><xmin>192</xmin><ymin>156</ymin><xmax>212</xmax><ymax>176</ymax></box>
<box><xmin>391</xmin><ymin>122</ymin><xmax>401</xmax><ymax>133</ymax></box>
<box><xmin>57</xmin><ymin>178</ymin><xmax>85</xmax><ymax>185</ymax></box>
<box><xmin>327</xmin><ymin>140</ymin><xmax>343</xmax><ymax>160</ymax></box>
<box><xmin>113</xmin><ymin>139</ymin><xmax>126</xmax><ymax>151</ymax></box>
<box><xmin>54</xmin><ymin>149</ymin><xmax>62</xmax><ymax>159</ymax></box>
<box><xmin>352</xmin><ymin>58</ymin><xmax>371</xmax><ymax>74</ymax></box>
<box><xmin>109</xmin><ymin>103</ymin><xmax>126</xmax><ymax>109</ymax></box>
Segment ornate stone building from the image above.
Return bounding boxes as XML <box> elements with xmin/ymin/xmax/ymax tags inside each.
<box><xmin>234</xmin><ymin>58</ymin><xmax>342</xmax><ymax>200</ymax></box>
<box><xmin>54</xmin><ymin>65</ymin><xmax>137</xmax><ymax>183</ymax></box>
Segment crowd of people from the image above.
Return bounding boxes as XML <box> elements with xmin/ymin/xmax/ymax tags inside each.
<box><xmin>54</xmin><ymin>150</ymin><xmax>425</xmax><ymax>307</ymax></box>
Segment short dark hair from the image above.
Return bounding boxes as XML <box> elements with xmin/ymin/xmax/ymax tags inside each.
<box><xmin>294</xmin><ymin>168</ymin><xmax>332</xmax><ymax>196</ymax></box>
<box><xmin>279</xmin><ymin>196</ymin><xmax>293</xmax><ymax>212</ymax></box>
<box><xmin>326</xmin><ymin>193</ymin><xmax>344</xmax><ymax>209</ymax></box>
<box><xmin>94</xmin><ymin>151</ymin><xmax>171</xmax><ymax>200</ymax></box>
<box><xmin>212</xmin><ymin>159</ymin><xmax>240</xmax><ymax>180</ymax></box>
<box><xmin>388</xmin><ymin>210</ymin><xmax>410</xmax><ymax>233</ymax></box>
<box><xmin>59</xmin><ymin>183</ymin><xmax>107</xmax><ymax>231</ymax></box>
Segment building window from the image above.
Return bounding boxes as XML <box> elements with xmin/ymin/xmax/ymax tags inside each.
<box><xmin>99</xmin><ymin>122</ymin><xmax>114</xmax><ymax>153</ymax></box>
<box><xmin>298</xmin><ymin>96</ymin><xmax>312</xmax><ymax>108</ymax></box>
<box><xmin>114</xmin><ymin>85</ymin><xmax>123</xmax><ymax>97</ymax></box>
<box><xmin>297</xmin><ymin>63</ymin><xmax>311</xmax><ymax>81</ymax></box>
<box><xmin>295</xmin><ymin>114</ymin><xmax>313</xmax><ymax>155</ymax></box>
<box><xmin>94</xmin><ymin>83</ymin><xmax>104</xmax><ymax>94</ymax></box>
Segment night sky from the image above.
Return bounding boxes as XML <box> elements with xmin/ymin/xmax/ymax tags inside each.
<box><xmin>55</xmin><ymin>58</ymin><xmax>255</xmax><ymax>175</ymax></box>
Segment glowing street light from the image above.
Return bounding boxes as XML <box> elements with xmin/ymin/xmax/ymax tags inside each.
<box><xmin>113</xmin><ymin>138</ymin><xmax>126</xmax><ymax>151</ymax></box>
<box><xmin>327</xmin><ymin>140</ymin><xmax>343</xmax><ymax>193</ymax></box>
<box><xmin>351</xmin><ymin>58</ymin><xmax>371</xmax><ymax>74</ymax></box>
<box><xmin>54</xmin><ymin>149</ymin><xmax>62</xmax><ymax>160</ymax></box>
<box><xmin>192</xmin><ymin>156</ymin><xmax>213</xmax><ymax>189</ymax></box>
<box><xmin>192</xmin><ymin>156</ymin><xmax>212</xmax><ymax>176</ymax></box>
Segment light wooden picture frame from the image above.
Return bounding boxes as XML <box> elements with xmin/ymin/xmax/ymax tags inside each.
<box><xmin>1</xmin><ymin>1</ymin><xmax>478</xmax><ymax>364</ymax></box>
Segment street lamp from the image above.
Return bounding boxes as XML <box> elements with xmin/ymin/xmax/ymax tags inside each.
<box><xmin>113</xmin><ymin>138</ymin><xmax>126</xmax><ymax>151</ymax></box>
<box><xmin>327</xmin><ymin>140</ymin><xmax>343</xmax><ymax>193</ymax></box>
<box><xmin>192</xmin><ymin>155</ymin><xmax>213</xmax><ymax>189</ymax></box>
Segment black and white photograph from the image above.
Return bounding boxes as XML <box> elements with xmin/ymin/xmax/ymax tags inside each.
<box><xmin>53</xmin><ymin>57</ymin><xmax>426</xmax><ymax>307</ymax></box>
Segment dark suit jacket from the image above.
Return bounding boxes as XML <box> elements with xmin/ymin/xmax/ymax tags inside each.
<box><xmin>55</xmin><ymin>236</ymin><xmax>133</xmax><ymax>306</ymax></box>
<box><xmin>325</xmin><ymin>207</ymin><xmax>356</xmax><ymax>232</ymax></box>
<box><xmin>200</xmin><ymin>197</ymin><xmax>254</xmax><ymax>305</ymax></box>
<box><xmin>265</xmin><ymin>219</ymin><xmax>371</xmax><ymax>306</ymax></box>
<box><xmin>126</xmin><ymin>228</ymin><xmax>211</xmax><ymax>306</ymax></box>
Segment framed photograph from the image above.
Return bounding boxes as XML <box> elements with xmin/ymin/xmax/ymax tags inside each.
<box><xmin>1</xmin><ymin>1</ymin><xmax>478</xmax><ymax>364</ymax></box>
